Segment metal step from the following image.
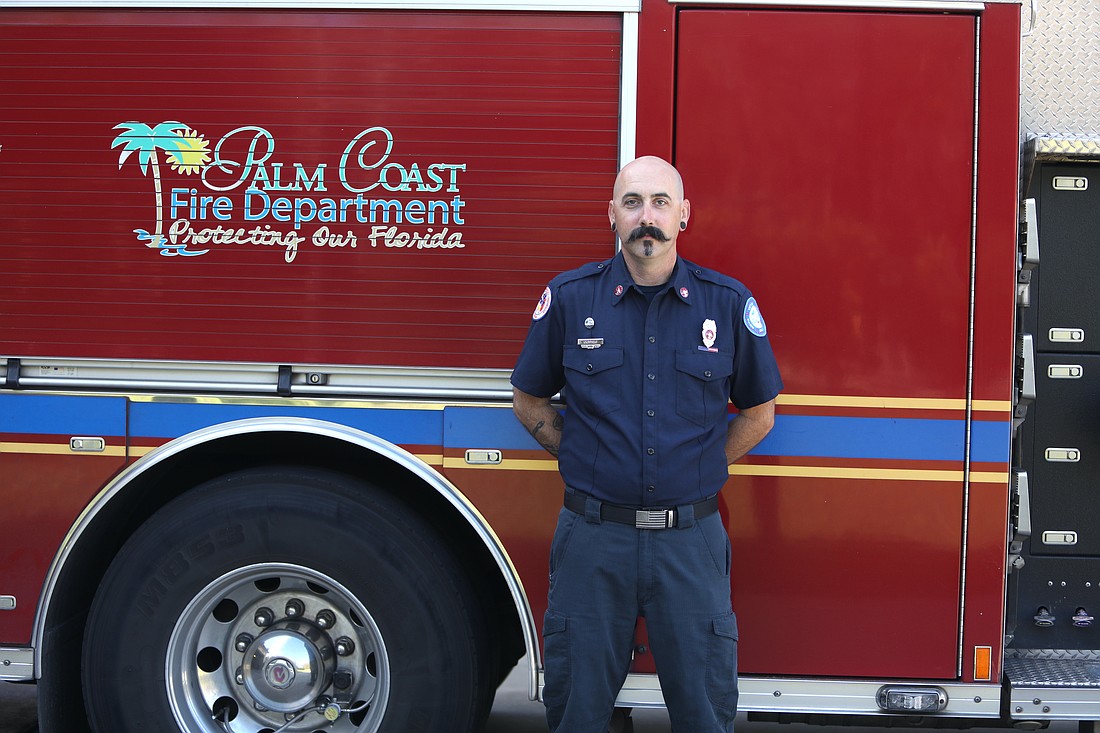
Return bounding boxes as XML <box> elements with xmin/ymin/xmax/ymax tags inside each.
<box><xmin>1006</xmin><ymin>651</ymin><xmax>1100</xmax><ymax>721</ymax></box>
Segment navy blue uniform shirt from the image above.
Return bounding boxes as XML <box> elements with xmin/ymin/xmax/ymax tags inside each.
<box><xmin>511</xmin><ymin>252</ymin><xmax>783</xmax><ymax>507</ymax></box>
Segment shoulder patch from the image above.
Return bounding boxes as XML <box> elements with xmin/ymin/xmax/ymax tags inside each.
<box><xmin>532</xmin><ymin>287</ymin><xmax>552</xmax><ymax>321</ymax></box>
<box><xmin>743</xmin><ymin>297</ymin><xmax>767</xmax><ymax>337</ymax></box>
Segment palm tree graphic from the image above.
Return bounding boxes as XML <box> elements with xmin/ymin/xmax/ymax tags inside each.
<box><xmin>112</xmin><ymin>121</ymin><xmax>212</xmax><ymax>256</ymax></box>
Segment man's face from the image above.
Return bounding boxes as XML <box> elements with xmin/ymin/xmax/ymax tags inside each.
<box><xmin>608</xmin><ymin>158</ymin><xmax>690</xmax><ymax>264</ymax></box>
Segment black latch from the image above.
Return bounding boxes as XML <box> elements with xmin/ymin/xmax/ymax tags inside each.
<box><xmin>277</xmin><ymin>365</ymin><xmax>292</xmax><ymax>397</ymax></box>
<box><xmin>5</xmin><ymin>358</ymin><xmax>20</xmax><ymax>389</ymax></box>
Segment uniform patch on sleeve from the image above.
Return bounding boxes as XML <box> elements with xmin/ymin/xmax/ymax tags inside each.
<box><xmin>532</xmin><ymin>286</ymin><xmax>552</xmax><ymax>321</ymax></box>
<box><xmin>743</xmin><ymin>297</ymin><xmax>768</xmax><ymax>337</ymax></box>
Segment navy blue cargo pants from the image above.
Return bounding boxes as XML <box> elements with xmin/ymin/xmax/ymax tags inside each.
<box><xmin>543</xmin><ymin>495</ymin><xmax>739</xmax><ymax>733</ymax></box>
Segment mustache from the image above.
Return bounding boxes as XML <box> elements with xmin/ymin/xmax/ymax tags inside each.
<box><xmin>625</xmin><ymin>225</ymin><xmax>670</xmax><ymax>243</ymax></box>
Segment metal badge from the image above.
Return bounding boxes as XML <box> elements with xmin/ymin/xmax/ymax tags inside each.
<box><xmin>584</xmin><ymin>317</ymin><xmax>595</xmax><ymax>329</ymax></box>
<box><xmin>700</xmin><ymin>319</ymin><xmax>718</xmax><ymax>352</ymax></box>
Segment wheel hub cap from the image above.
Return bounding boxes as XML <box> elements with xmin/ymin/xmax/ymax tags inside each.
<box><xmin>242</xmin><ymin>620</ymin><xmax>334</xmax><ymax>712</ymax></box>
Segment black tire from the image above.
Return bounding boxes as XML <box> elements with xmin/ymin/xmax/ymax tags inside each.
<box><xmin>82</xmin><ymin>466</ymin><xmax>492</xmax><ymax>733</ymax></box>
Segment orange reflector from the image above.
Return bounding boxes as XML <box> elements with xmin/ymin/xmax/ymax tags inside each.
<box><xmin>974</xmin><ymin>646</ymin><xmax>992</xmax><ymax>681</ymax></box>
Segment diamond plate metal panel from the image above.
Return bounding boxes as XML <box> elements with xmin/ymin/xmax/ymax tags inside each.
<box><xmin>1006</xmin><ymin>656</ymin><xmax>1100</xmax><ymax>688</ymax></box>
<box><xmin>1023</xmin><ymin>0</ymin><xmax>1100</xmax><ymax>155</ymax></box>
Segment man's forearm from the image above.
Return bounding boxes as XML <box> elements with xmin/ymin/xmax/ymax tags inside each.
<box><xmin>725</xmin><ymin>399</ymin><xmax>776</xmax><ymax>464</ymax></box>
<box><xmin>513</xmin><ymin>387</ymin><xmax>563</xmax><ymax>457</ymax></box>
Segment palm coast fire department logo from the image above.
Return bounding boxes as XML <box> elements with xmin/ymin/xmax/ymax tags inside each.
<box><xmin>112</xmin><ymin>120</ymin><xmax>470</xmax><ymax>262</ymax></box>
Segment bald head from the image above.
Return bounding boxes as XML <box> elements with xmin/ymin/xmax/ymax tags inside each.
<box><xmin>613</xmin><ymin>155</ymin><xmax>685</xmax><ymax>201</ymax></box>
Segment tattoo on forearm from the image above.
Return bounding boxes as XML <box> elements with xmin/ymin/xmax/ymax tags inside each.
<box><xmin>529</xmin><ymin>413</ymin><xmax>563</xmax><ymax>457</ymax></box>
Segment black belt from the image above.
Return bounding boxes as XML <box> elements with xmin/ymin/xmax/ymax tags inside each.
<box><xmin>563</xmin><ymin>490</ymin><xmax>718</xmax><ymax>530</ymax></box>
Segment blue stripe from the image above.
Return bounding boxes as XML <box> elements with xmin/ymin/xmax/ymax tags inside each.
<box><xmin>443</xmin><ymin>408</ymin><xmax>1011</xmax><ymax>463</ymax></box>
<box><xmin>0</xmin><ymin>393</ymin><xmax>127</xmax><ymax>435</ymax></box>
<box><xmin>130</xmin><ymin>402</ymin><xmax>441</xmax><ymax>445</ymax></box>
<box><xmin>756</xmin><ymin>415</ymin><xmax>1011</xmax><ymax>463</ymax></box>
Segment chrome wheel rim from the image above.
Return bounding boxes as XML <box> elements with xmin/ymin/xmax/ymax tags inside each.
<box><xmin>166</xmin><ymin>563</ymin><xmax>389</xmax><ymax>733</ymax></box>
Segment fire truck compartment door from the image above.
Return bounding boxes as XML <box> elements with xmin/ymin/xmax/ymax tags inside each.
<box><xmin>674</xmin><ymin>8</ymin><xmax>978</xmax><ymax>680</ymax></box>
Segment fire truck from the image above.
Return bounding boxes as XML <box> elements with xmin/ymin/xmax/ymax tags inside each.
<box><xmin>0</xmin><ymin>0</ymin><xmax>1096</xmax><ymax>731</ymax></box>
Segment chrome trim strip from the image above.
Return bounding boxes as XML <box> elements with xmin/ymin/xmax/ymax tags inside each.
<box><xmin>668</xmin><ymin>0</ymin><xmax>987</xmax><ymax>9</ymax></box>
<box><xmin>1010</xmin><ymin>686</ymin><xmax>1100</xmax><ymax>720</ymax></box>
<box><xmin>618</xmin><ymin>9</ymin><xmax>638</xmax><ymax>170</ymax></box>
<box><xmin>33</xmin><ymin>417</ymin><xmax>540</xmax><ymax>687</ymax></box>
<box><xmin>1</xmin><ymin>0</ymin><xmax>641</xmax><ymax>9</ymax></box>
<box><xmin>592</xmin><ymin>673</ymin><xmax>1002</xmax><ymax>717</ymax></box>
<box><xmin>0</xmin><ymin>648</ymin><xmax>33</xmax><ymax>682</ymax></box>
<box><xmin>957</xmin><ymin>12</ymin><xmax>983</xmax><ymax>679</ymax></box>
<box><xmin>9</xmin><ymin>357</ymin><xmax>515</xmax><ymax>401</ymax></box>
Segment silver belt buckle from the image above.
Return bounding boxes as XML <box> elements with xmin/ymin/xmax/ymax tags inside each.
<box><xmin>635</xmin><ymin>508</ymin><xmax>675</xmax><ymax>529</ymax></box>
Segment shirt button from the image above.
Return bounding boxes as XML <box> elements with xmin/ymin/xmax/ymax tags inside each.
<box><xmin>586</xmin><ymin>364</ymin><xmax>593</xmax><ymax>372</ymax></box>
<box><xmin>647</xmin><ymin>373</ymin><xmax>655</xmax><ymax>380</ymax></box>
<box><xmin>647</xmin><ymin>486</ymin><xmax>656</xmax><ymax>493</ymax></box>
<box><xmin>649</xmin><ymin>336</ymin><xmax>656</xmax><ymax>343</ymax></box>
<box><xmin>647</xmin><ymin>409</ymin><xmax>655</xmax><ymax>417</ymax></box>
<box><xmin>647</xmin><ymin>448</ymin><xmax>655</xmax><ymax>455</ymax></box>
<box><xmin>704</xmin><ymin>370</ymin><xmax>712</xmax><ymax>378</ymax></box>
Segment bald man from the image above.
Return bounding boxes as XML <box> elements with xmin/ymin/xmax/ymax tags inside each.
<box><xmin>512</xmin><ymin>156</ymin><xmax>782</xmax><ymax>733</ymax></box>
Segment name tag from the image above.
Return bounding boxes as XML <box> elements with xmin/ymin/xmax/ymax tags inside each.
<box><xmin>577</xmin><ymin>338</ymin><xmax>604</xmax><ymax>349</ymax></box>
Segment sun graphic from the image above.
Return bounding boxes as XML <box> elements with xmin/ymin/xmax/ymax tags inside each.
<box><xmin>166</xmin><ymin>128</ymin><xmax>211</xmax><ymax>174</ymax></box>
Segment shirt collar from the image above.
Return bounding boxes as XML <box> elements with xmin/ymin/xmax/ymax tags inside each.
<box><xmin>609</xmin><ymin>251</ymin><xmax>693</xmax><ymax>306</ymax></box>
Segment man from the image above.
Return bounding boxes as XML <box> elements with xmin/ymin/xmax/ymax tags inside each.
<box><xmin>511</xmin><ymin>156</ymin><xmax>782</xmax><ymax>733</ymax></box>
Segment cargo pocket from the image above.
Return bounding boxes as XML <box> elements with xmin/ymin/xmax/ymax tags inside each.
<box><xmin>542</xmin><ymin>611</ymin><xmax>571</xmax><ymax>715</ymax></box>
<box><xmin>675</xmin><ymin>351</ymin><xmax>734</xmax><ymax>426</ymax></box>
<box><xmin>563</xmin><ymin>346</ymin><xmax>624</xmax><ymax>416</ymax></box>
<box><xmin>706</xmin><ymin>612</ymin><xmax>740</xmax><ymax>721</ymax></box>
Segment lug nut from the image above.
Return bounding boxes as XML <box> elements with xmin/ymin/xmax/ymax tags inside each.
<box><xmin>235</xmin><ymin>633</ymin><xmax>254</xmax><ymax>653</ymax></box>
<box><xmin>235</xmin><ymin>666</ymin><xmax>244</xmax><ymax>685</ymax></box>
<box><xmin>254</xmin><ymin>607</ymin><xmax>274</xmax><ymax>627</ymax></box>
<box><xmin>316</xmin><ymin>609</ymin><xmax>336</xmax><ymax>629</ymax></box>
<box><xmin>285</xmin><ymin>599</ymin><xmax>304</xmax><ymax>618</ymax></box>
<box><xmin>333</xmin><ymin>670</ymin><xmax>354</xmax><ymax>690</ymax></box>
<box><xmin>335</xmin><ymin>637</ymin><xmax>355</xmax><ymax>656</ymax></box>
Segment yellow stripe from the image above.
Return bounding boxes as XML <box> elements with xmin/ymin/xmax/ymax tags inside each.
<box><xmin>778</xmin><ymin>394</ymin><xmax>1012</xmax><ymax>412</ymax></box>
<box><xmin>0</xmin><ymin>441</ymin><xmax>127</xmax><ymax>457</ymax></box>
<box><xmin>728</xmin><ymin>464</ymin><xmax>1009</xmax><ymax>483</ymax></box>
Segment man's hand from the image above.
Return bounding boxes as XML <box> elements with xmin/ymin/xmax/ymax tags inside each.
<box><xmin>725</xmin><ymin>399</ymin><xmax>776</xmax><ymax>464</ymax></box>
<box><xmin>513</xmin><ymin>387</ymin><xmax>563</xmax><ymax>457</ymax></box>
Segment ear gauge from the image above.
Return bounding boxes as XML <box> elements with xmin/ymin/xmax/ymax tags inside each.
<box><xmin>679</xmin><ymin>221</ymin><xmax>687</xmax><ymax>231</ymax></box>
<box><xmin>611</xmin><ymin>222</ymin><xmax>617</xmax><ymax>232</ymax></box>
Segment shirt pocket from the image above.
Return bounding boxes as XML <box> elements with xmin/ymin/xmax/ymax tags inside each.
<box><xmin>563</xmin><ymin>346</ymin><xmax>624</xmax><ymax>416</ymax></box>
<box><xmin>675</xmin><ymin>350</ymin><xmax>734</xmax><ymax>426</ymax></box>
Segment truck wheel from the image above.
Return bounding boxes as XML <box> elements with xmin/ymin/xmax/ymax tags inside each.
<box><xmin>82</xmin><ymin>466</ymin><xmax>493</xmax><ymax>733</ymax></box>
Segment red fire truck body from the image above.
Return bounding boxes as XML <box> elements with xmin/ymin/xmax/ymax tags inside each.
<box><xmin>3</xmin><ymin>0</ymin><xmax>1092</xmax><ymax>731</ymax></box>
